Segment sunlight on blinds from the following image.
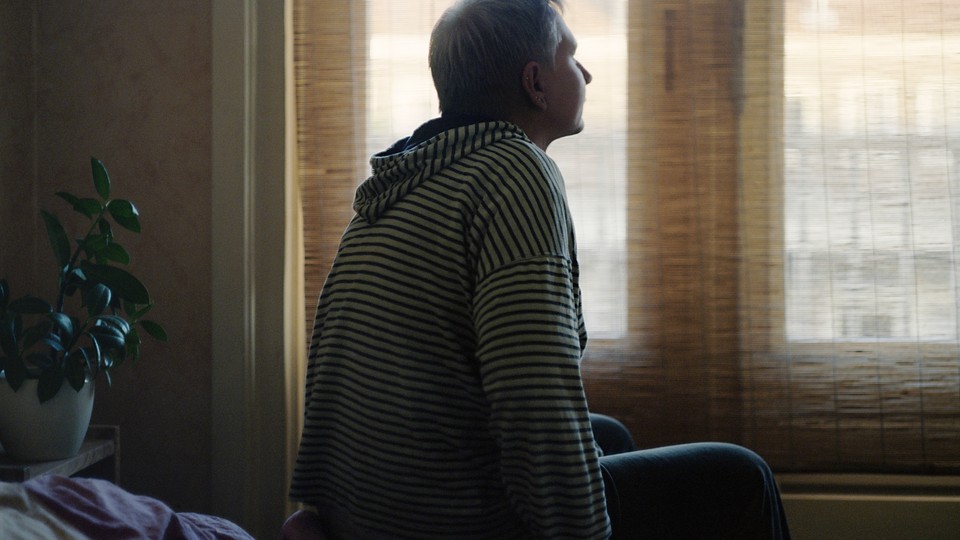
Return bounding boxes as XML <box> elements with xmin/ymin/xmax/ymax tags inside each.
<box><xmin>367</xmin><ymin>0</ymin><xmax>629</xmax><ymax>338</ymax></box>
<box><xmin>784</xmin><ymin>0</ymin><xmax>960</xmax><ymax>342</ymax></box>
<box><xmin>295</xmin><ymin>0</ymin><xmax>960</xmax><ymax>473</ymax></box>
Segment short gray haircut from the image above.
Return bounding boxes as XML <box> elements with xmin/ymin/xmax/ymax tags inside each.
<box><xmin>429</xmin><ymin>0</ymin><xmax>565</xmax><ymax>117</ymax></box>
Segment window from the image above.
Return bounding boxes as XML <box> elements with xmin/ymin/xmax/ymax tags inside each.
<box><xmin>294</xmin><ymin>0</ymin><xmax>960</xmax><ymax>474</ymax></box>
<box><xmin>785</xmin><ymin>2</ymin><xmax>959</xmax><ymax>342</ymax></box>
<box><xmin>743</xmin><ymin>0</ymin><xmax>960</xmax><ymax>471</ymax></box>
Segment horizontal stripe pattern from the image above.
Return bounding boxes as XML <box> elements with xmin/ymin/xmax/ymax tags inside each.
<box><xmin>290</xmin><ymin>122</ymin><xmax>610</xmax><ymax>539</ymax></box>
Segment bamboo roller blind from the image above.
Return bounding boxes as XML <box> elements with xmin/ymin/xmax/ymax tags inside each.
<box><xmin>294</xmin><ymin>0</ymin><xmax>960</xmax><ymax>474</ymax></box>
<box><xmin>294</xmin><ymin>0</ymin><xmax>366</xmax><ymax>334</ymax></box>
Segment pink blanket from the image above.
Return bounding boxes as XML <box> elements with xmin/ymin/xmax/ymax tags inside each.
<box><xmin>0</xmin><ymin>475</ymin><xmax>253</xmax><ymax>539</ymax></box>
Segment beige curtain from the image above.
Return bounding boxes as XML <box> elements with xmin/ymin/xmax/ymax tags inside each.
<box><xmin>293</xmin><ymin>0</ymin><xmax>960</xmax><ymax>474</ymax></box>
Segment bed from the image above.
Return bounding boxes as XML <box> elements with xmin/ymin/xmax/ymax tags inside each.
<box><xmin>0</xmin><ymin>475</ymin><xmax>253</xmax><ymax>539</ymax></box>
<box><xmin>0</xmin><ymin>414</ymin><xmax>637</xmax><ymax>539</ymax></box>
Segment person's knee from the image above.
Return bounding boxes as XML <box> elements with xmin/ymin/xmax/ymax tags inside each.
<box><xmin>708</xmin><ymin>443</ymin><xmax>775</xmax><ymax>484</ymax></box>
<box><xmin>731</xmin><ymin>443</ymin><xmax>774</xmax><ymax>474</ymax></box>
<box><xmin>701</xmin><ymin>443</ymin><xmax>783</xmax><ymax>521</ymax></box>
<box><xmin>702</xmin><ymin>443</ymin><xmax>789</xmax><ymax>537</ymax></box>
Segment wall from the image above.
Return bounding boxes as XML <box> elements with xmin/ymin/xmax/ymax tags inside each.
<box><xmin>780</xmin><ymin>474</ymin><xmax>960</xmax><ymax>540</ymax></box>
<box><xmin>0</xmin><ymin>0</ymin><xmax>214</xmax><ymax>513</ymax></box>
<box><xmin>0</xmin><ymin>1</ymin><xmax>37</xmax><ymax>295</ymax></box>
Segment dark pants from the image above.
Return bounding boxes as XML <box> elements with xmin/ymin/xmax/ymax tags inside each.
<box><xmin>590</xmin><ymin>414</ymin><xmax>791</xmax><ymax>540</ymax></box>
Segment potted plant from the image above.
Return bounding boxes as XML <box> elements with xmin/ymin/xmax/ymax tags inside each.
<box><xmin>0</xmin><ymin>157</ymin><xmax>166</xmax><ymax>460</ymax></box>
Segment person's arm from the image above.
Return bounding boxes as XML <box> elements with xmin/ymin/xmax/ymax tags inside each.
<box><xmin>474</xmin><ymin>256</ymin><xmax>610</xmax><ymax>539</ymax></box>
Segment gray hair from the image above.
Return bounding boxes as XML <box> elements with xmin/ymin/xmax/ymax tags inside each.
<box><xmin>429</xmin><ymin>0</ymin><xmax>565</xmax><ymax>118</ymax></box>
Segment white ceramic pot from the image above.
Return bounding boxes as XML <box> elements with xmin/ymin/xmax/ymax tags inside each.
<box><xmin>0</xmin><ymin>378</ymin><xmax>95</xmax><ymax>461</ymax></box>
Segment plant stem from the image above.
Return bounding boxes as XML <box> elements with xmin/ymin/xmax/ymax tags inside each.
<box><xmin>55</xmin><ymin>208</ymin><xmax>107</xmax><ymax>313</ymax></box>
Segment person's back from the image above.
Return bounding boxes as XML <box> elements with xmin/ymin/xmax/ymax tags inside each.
<box><xmin>290</xmin><ymin>2</ymin><xmax>611</xmax><ymax>537</ymax></box>
<box><xmin>289</xmin><ymin>119</ymin><xmax>608</xmax><ymax>538</ymax></box>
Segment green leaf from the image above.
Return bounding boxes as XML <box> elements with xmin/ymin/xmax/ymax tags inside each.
<box><xmin>124</xmin><ymin>301</ymin><xmax>152</xmax><ymax>319</ymax></box>
<box><xmin>2</xmin><ymin>357</ymin><xmax>27</xmax><ymax>391</ymax></box>
<box><xmin>72</xmin><ymin>198</ymin><xmax>103</xmax><ymax>219</ymax></box>
<box><xmin>81</xmin><ymin>235</ymin><xmax>110</xmax><ymax>263</ymax></box>
<box><xmin>56</xmin><ymin>192</ymin><xmax>81</xmax><ymax>207</ymax></box>
<box><xmin>64</xmin><ymin>267</ymin><xmax>86</xmax><ymax>286</ymax></box>
<box><xmin>76</xmin><ymin>346</ymin><xmax>95</xmax><ymax>376</ymax></box>
<box><xmin>81</xmin><ymin>263</ymin><xmax>150</xmax><ymax>305</ymax></box>
<box><xmin>98</xmin><ymin>315</ymin><xmax>131</xmax><ymax>335</ymax></box>
<box><xmin>102</xmin><ymin>350</ymin><xmax>117</xmax><ymax>370</ymax></box>
<box><xmin>90</xmin><ymin>321</ymin><xmax>126</xmax><ymax>345</ymax></box>
<box><xmin>41</xmin><ymin>210</ymin><xmax>71</xmax><ymax>268</ymax></box>
<box><xmin>65</xmin><ymin>358</ymin><xmax>86</xmax><ymax>391</ymax></box>
<box><xmin>91</xmin><ymin>333</ymin><xmax>125</xmax><ymax>354</ymax></box>
<box><xmin>21</xmin><ymin>320</ymin><xmax>52</xmax><ymax>350</ymax></box>
<box><xmin>92</xmin><ymin>157</ymin><xmax>111</xmax><ymax>200</ymax></box>
<box><xmin>98</xmin><ymin>217</ymin><xmax>113</xmax><ymax>237</ymax></box>
<box><xmin>86</xmin><ymin>283</ymin><xmax>111</xmax><ymax>317</ymax></box>
<box><xmin>84</xmin><ymin>336</ymin><xmax>102</xmax><ymax>371</ymax></box>
<box><xmin>49</xmin><ymin>312</ymin><xmax>74</xmax><ymax>337</ymax></box>
<box><xmin>82</xmin><ymin>234</ymin><xmax>110</xmax><ymax>253</ymax></box>
<box><xmin>0</xmin><ymin>317</ymin><xmax>18</xmax><ymax>357</ymax></box>
<box><xmin>124</xmin><ymin>326</ymin><xmax>142</xmax><ymax>361</ymax></box>
<box><xmin>106</xmin><ymin>199</ymin><xmax>141</xmax><ymax>233</ymax></box>
<box><xmin>101</xmin><ymin>243</ymin><xmax>130</xmax><ymax>264</ymax></box>
<box><xmin>28</xmin><ymin>350</ymin><xmax>54</xmax><ymax>370</ymax></box>
<box><xmin>9</xmin><ymin>296</ymin><xmax>52</xmax><ymax>314</ymax></box>
<box><xmin>43</xmin><ymin>333</ymin><xmax>65</xmax><ymax>352</ymax></box>
<box><xmin>37</xmin><ymin>366</ymin><xmax>64</xmax><ymax>403</ymax></box>
<box><xmin>140</xmin><ymin>320</ymin><xmax>167</xmax><ymax>341</ymax></box>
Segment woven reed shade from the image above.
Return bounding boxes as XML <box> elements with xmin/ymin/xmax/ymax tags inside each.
<box><xmin>293</xmin><ymin>0</ymin><xmax>960</xmax><ymax>474</ymax></box>
<box><xmin>580</xmin><ymin>0</ymin><xmax>745</xmax><ymax>446</ymax></box>
<box><xmin>741</xmin><ymin>0</ymin><xmax>960</xmax><ymax>473</ymax></box>
<box><xmin>294</xmin><ymin>0</ymin><xmax>367</xmax><ymax>340</ymax></box>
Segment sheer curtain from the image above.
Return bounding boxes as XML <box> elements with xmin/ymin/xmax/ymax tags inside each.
<box><xmin>293</xmin><ymin>0</ymin><xmax>960</xmax><ymax>474</ymax></box>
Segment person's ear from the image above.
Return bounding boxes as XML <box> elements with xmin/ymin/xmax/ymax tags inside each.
<box><xmin>521</xmin><ymin>61</ymin><xmax>548</xmax><ymax>110</ymax></box>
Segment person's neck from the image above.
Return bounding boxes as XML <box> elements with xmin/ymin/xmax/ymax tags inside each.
<box><xmin>507</xmin><ymin>112</ymin><xmax>553</xmax><ymax>151</ymax></box>
<box><xmin>402</xmin><ymin>113</ymin><xmax>494</xmax><ymax>150</ymax></box>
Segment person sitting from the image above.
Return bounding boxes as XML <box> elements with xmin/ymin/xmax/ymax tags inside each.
<box><xmin>289</xmin><ymin>1</ymin><xmax>791</xmax><ymax>538</ymax></box>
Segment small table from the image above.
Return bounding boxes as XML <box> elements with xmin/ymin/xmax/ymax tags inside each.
<box><xmin>0</xmin><ymin>425</ymin><xmax>119</xmax><ymax>484</ymax></box>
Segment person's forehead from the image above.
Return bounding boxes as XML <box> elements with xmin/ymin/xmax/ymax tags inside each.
<box><xmin>556</xmin><ymin>17</ymin><xmax>577</xmax><ymax>51</ymax></box>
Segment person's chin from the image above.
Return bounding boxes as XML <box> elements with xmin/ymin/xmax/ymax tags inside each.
<box><xmin>567</xmin><ymin>120</ymin><xmax>585</xmax><ymax>136</ymax></box>
<box><xmin>550</xmin><ymin>120</ymin><xmax>586</xmax><ymax>145</ymax></box>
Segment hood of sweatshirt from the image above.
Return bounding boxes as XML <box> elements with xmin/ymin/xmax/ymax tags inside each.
<box><xmin>352</xmin><ymin>118</ymin><xmax>529</xmax><ymax>224</ymax></box>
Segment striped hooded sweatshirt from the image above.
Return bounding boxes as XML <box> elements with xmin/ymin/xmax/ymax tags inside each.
<box><xmin>290</xmin><ymin>120</ymin><xmax>611</xmax><ymax>540</ymax></box>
